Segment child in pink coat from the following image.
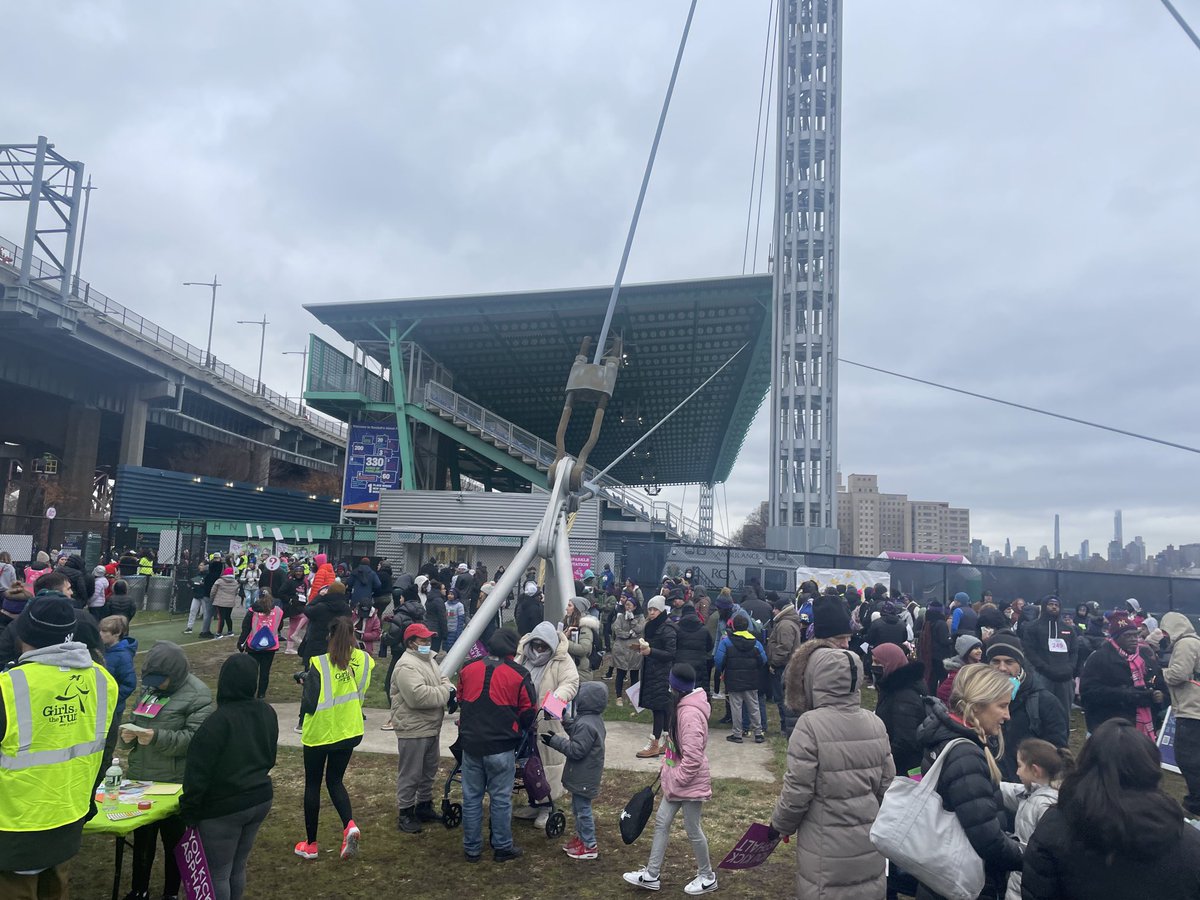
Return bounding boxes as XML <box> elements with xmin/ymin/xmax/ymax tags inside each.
<box><xmin>355</xmin><ymin>605</ymin><xmax>383</xmax><ymax>656</ymax></box>
<box><xmin>622</xmin><ymin>663</ymin><xmax>717</xmax><ymax>896</ymax></box>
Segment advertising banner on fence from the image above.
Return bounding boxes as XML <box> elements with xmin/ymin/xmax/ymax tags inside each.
<box><xmin>795</xmin><ymin>566</ymin><xmax>887</xmax><ymax>594</ymax></box>
<box><xmin>342</xmin><ymin>422</ymin><xmax>402</xmax><ymax>513</ymax></box>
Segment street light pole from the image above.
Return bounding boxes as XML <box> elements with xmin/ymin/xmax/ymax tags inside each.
<box><xmin>283</xmin><ymin>348</ymin><xmax>308</xmax><ymax>411</ymax></box>
<box><xmin>237</xmin><ymin>315</ymin><xmax>270</xmax><ymax>393</ymax></box>
<box><xmin>74</xmin><ymin>175</ymin><xmax>96</xmax><ymax>293</ymax></box>
<box><xmin>183</xmin><ymin>276</ymin><xmax>221</xmax><ymax>367</ymax></box>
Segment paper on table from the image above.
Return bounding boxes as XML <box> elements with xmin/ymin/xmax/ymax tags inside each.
<box><xmin>541</xmin><ymin>691</ymin><xmax>568</xmax><ymax>720</ymax></box>
<box><xmin>625</xmin><ymin>680</ymin><xmax>644</xmax><ymax>713</ymax></box>
<box><xmin>142</xmin><ymin>783</ymin><xmax>184</xmax><ymax>795</ymax></box>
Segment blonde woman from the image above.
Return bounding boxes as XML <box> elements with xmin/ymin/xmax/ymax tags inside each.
<box><xmin>914</xmin><ymin>663</ymin><xmax>1023</xmax><ymax>900</ymax></box>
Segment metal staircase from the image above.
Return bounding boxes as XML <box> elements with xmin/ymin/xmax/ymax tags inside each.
<box><xmin>420</xmin><ymin>380</ymin><xmax>720</xmax><ymax>543</ymax></box>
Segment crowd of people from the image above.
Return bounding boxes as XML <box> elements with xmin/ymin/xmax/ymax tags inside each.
<box><xmin>4</xmin><ymin>546</ymin><xmax>1200</xmax><ymax>899</ymax></box>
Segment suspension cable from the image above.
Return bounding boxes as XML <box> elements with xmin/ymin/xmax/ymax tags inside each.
<box><xmin>594</xmin><ymin>0</ymin><xmax>700</xmax><ymax>364</ymax></box>
<box><xmin>1159</xmin><ymin>0</ymin><xmax>1200</xmax><ymax>53</ymax></box>
<box><xmin>841</xmin><ymin>358</ymin><xmax>1200</xmax><ymax>456</ymax></box>
<box><xmin>742</xmin><ymin>0</ymin><xmax>777</xmax><ymax>274</ymax></box>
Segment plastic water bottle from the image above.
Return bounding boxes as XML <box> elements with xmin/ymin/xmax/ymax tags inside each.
<box><xmin>103</xmin><ymin>758</ymin><xmax>123</xmax><ymax>811</ymax></box>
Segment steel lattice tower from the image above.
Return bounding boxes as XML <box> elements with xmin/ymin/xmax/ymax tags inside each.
<box><xmin>766</xmin><ymin>0</ymin><xmax>841</xmax><ymax>554</ymax></box>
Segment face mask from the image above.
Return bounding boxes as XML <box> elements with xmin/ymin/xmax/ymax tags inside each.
<box><xmin>416</xmin><ymin>645</ymin><xmax>432</xmax><ymax>656</ymax></box>
<box><xmin>1008</xmin><ymin>676</ymin><xmax>1021</xmax><ymax>701</ymax></box>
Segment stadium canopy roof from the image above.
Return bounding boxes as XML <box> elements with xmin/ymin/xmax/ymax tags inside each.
<box><xmin>304</xmin><ymin>274</ymin><xmax>771</xmax><ymax>486</ymax></box>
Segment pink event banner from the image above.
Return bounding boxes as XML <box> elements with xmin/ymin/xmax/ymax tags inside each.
<box><xmin>718</xmin><ymin>822</ymin><xmax>782</xmax><ymax>870</ymax></box>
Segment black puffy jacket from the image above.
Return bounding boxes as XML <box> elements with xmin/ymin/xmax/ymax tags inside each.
<box><xmin>874</xmin><ymin>661</ymin><xmax>927</xmax><ymax>775</ymax></box>
<box><xmin>867</xmin><ymin>613</ymin><xmax>908</xmax><ymax>650</ymax></box>
<box><xmin>639</xmin><ymin>614</ymin><xmax>677</xmax><ymax>712</ymax></box>
<box><xmin>1022</xmin><ymin>802</ymin><xmax>1200</xmax><ymax>899</ymax></box>
<box><xmin>998</xmin><ymin>671</ymin><xmax>1069</xmax><ymax>782</ymax></box>
<box><xmin>721</xmin><ymin>631</ymin><xmax>764</xmax><ymax>693</ymax></box>
<box><xmin>914</xmin><ymin>698</ymin><xmax>1022</xmax><ymax>898</ymax></box>
<box><xmin>674</xmin><ymin>606</ymin><xmax>713</xmax><ymax>673</ymax></box>
<box><xmin>1080</xmin><ymin>640</ymin><xmax>1167</xmax><ymax>735</ymax></box>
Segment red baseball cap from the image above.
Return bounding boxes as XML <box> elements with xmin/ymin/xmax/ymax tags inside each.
<box><xmin>404</xmin><ymin>623</ymin><xmax>435</xmax><ymax>642</ymax></box>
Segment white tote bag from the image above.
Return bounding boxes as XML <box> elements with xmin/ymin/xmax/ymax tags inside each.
<box><xmin>869</xmin><ymin>738</ymin><xmax>986</xmax><ymax>900</ymax></box>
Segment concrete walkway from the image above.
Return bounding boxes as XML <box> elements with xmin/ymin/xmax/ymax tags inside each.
<box><xmin>270</xmin><ymin>702</ymin><xmax>777</xmax><ymax>783</ymax></box>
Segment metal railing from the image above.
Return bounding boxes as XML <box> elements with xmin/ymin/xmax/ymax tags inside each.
<box><xmin>421</xmin><ymin>380</ymin><xmax>727</xmax><ymax>543</ymax></box>
<box><xmin>0</xmin><ymin>235</ymin><xmax>347</xmax><ymax>441</ymax></box>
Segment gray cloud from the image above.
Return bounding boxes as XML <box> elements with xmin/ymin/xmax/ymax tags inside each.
<box><xmin>6</xmin><ymin>1</ymin><xmax>1200</xmax><ymax>554</ymax></box>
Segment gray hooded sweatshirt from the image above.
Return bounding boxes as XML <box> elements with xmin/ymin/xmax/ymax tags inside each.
<box><xmin>547</xmin><ymin>680</ymin><xmax>608</xmax><ymax>799</ymax></box>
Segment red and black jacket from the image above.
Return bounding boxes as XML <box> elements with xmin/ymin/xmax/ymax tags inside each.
<box><xmin>457</xmin><ymin>655</ymin><xmax>536</xmax><ymax>757</ymax></box>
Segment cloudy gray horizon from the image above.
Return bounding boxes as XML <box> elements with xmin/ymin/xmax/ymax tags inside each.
<box><xmin>6</xmin><ymin>1</ymin><xmax>1200</xmax><ymax>557</ymax></box>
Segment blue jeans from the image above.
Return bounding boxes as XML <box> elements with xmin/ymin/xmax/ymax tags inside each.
<box><xmin>571</xmin><ymin>793</ymin><xmax>595</xmax><ymax>847</ymax></box>
<box><xmin>462</xmin><ymin>750</ymin><xmax>515</xmax><ymax>856</ymax></box>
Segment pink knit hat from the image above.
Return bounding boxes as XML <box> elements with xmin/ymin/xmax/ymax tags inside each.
<box><xmin>871</xmin><ymin>643</ymin><xmax>909</xmax><ymax>678</ymax></box>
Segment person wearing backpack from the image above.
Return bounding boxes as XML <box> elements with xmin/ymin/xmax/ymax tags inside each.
<box><xmin>238</xmin><ymin>590</ymin><xmax>284</xmax><ymax>699</ymax></box>
<box><xmin>22</xmin><ymin>550</ymin><xmax>52</xmax><ymax>591</ymax></box>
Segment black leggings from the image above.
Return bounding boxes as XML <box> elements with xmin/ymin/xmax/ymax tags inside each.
<box><xmin>250</xmin><ymin>650</ymin><xmax>275</xmax><ymax>698</ymax></box>
<box><xmin>652</xmin><ymin>708</ymin><xmax>669</xmax><ymax>740</ymax></box>
<box><xmin>614</xmin><ymin>667</ymin><xmax>639</xmax><ymax>697</ymax></box>
<box><xmin>303</xmin><ymin>739</ymin><xmax>359</xmax><ymax>843</ymax></box>
<box><xmin>131</xmin><ymin>814</ymin><xmax>185</xmax><ymax>894</ymax></box>
<box><xmin>216</xmin><ymin>606</ymin><xmax>233</xmax><ymax>633</ymax></box>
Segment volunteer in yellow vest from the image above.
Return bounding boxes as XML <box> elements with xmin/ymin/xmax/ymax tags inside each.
<box><xmin>137</xmin><ymin>551</ymin><xmax>154</xmax><ymax>577</ymax></box>
<box><xmin>0</xmin><ymin>593</ymin><xmax>118</xmax><ymax>899</ymax></box>
<box><xmin>295</xmin><ymin>616</ymin><xmax>373</xmax><ymax>862</ymax></box>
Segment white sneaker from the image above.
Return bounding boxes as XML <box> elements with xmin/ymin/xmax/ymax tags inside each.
<box><xmin>534</xmin><ymin>810</ymin><xmax>549</xmax><ymax>830</ymax></box>
<box><xmin>711</xmin><ymin>692</ymin><xmax>725</xmax><ymax>700</ymax></box>
<box><xmin>684</xmin><ymin>874</ymin><xmax>718</xmax><ymax>895</ymax></box>
<box><xmin>622</xmin><ymin>869</ymin><xmax>661</xmax><ymax>891</ymax></box>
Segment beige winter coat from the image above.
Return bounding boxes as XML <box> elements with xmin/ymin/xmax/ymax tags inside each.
<box><xmin>516</xmin><ymin>629</ymin><xmax>580</xmax><ymax>801</ymax></box>
<box><xmin>388</xmin><ymin>648</ymin><xmax>452</xmax><ymax>738</ymax></box>
<box><xmin>1163</xmin><ymin>611</ymin><xmax>1200</xmax><ymax>720</ymax></box>
<box><xmin>772</xmin><ymin>647</ymin><xmax>896</xmax><ymax>900</ymax></box>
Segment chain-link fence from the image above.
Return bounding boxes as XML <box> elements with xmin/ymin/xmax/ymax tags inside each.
<box><xmin>615</xmin><ymin>539</ymin><xmax>1200</xmax><ymax>617</ymax></box>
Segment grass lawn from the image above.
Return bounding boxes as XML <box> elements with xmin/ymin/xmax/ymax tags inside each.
<box><xmin>69</xmin><ymin>629</ymin><xmax>1190</xmax><ymax>898</ymax></box>
<box><xmin>70</xmin><ymin>636</ymin><xmax>795</xmax><ymax>899</ymax></box>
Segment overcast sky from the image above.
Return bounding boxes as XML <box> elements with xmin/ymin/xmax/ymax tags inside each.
<box><xmin>7</xmin><ymin>1</ymin><xmax>1200</xmax><ymax>555</ymax></box>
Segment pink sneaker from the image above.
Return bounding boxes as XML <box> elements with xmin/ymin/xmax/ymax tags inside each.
<box><xmin>293</xmin><ymin>841</ymin><xmax>318</xmax><ymax>860</ymax></box>
<box><xmin>562</xmin><ymin>836</ymin><xmax>584</xmax><ymax>854</ymax></box>
<box><xmin>565</xmin><ymin>841</ymin><xmax>598</xmax><ymax>860</ymax></box>
<box><xmin>340</xmin><ymin>820</ymin><xmax>360</xmax><ymax>860</ymax></box>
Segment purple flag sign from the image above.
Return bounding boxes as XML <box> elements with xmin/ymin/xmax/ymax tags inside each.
<box><xmin>174</xmin><ymin>825</ymin><xmax>216</xmax><ymax>900</ymax></box>
<box><xmin>718</xmin><ymin>822</ymin><xmax>782</xmax><ymax>870</ymax></box>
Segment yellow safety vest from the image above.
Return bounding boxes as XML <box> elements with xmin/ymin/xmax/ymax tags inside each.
<box><xmin>0</xmin><ymin>661</ymin><xmax>117</xmax><ymax>831</ymax></box>
<box><xmin>302</xmin><ymin>647</ymin><xmax>373</xmax><ymax>747</ymax></box>
<box><xmin>137</xmin><ymin>556</ymin><xmax>153</xmax><ymax>576</ymax></box>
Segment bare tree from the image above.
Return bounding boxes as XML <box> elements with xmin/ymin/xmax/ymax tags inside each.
<box><xmin>732</xmin><ymin>500</ymin><xmax>769</xmax><ymax>549</ymax></box>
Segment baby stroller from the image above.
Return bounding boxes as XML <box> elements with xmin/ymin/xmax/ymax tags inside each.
<box><xmin>441</xmin><ymin>723</ymin><xmax>567</xmax><ymax>838</ymax></box>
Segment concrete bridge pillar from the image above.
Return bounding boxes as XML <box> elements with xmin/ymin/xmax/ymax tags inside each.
<box><xmin>119</xmin><ymin>388</ymin><xmax>148</xmax><ymax>468</ymax></box>
<box><xmin>61</xmin><ymin>406</ymin><xmax>100</xmax><ymax>519</ymax></box>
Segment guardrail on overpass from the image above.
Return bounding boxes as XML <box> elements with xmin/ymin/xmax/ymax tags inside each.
<box><xmin>0</xmin><ymin>234</ymin><xmax>347</xmax><ymax>442</ymax></box>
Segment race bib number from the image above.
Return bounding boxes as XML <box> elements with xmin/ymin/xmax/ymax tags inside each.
<box><xmin>1048</xmin><ymin>638</ymin><xmax>1068</xmax><ymax>653</ymax></box>
<box><xmin>135</xmin><ymin>694</ymin><xmax>169</xmax><ymax>717</ymax></box>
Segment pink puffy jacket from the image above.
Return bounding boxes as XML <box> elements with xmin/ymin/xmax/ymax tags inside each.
<box><xmin>660</xmin><ymin>688</ymin><xmax>712</xmax><ymax>801</ymax></box>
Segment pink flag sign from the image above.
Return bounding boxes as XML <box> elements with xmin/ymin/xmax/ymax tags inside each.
<box><xmin>174</xmin><ymin>825</ymin><xmax>216</xmax><ymax>900</ymax></box>
<box><xmin>717</xmin><ymin>822</ymin><xmax>782</xmax><ymax>870</ymax></box>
